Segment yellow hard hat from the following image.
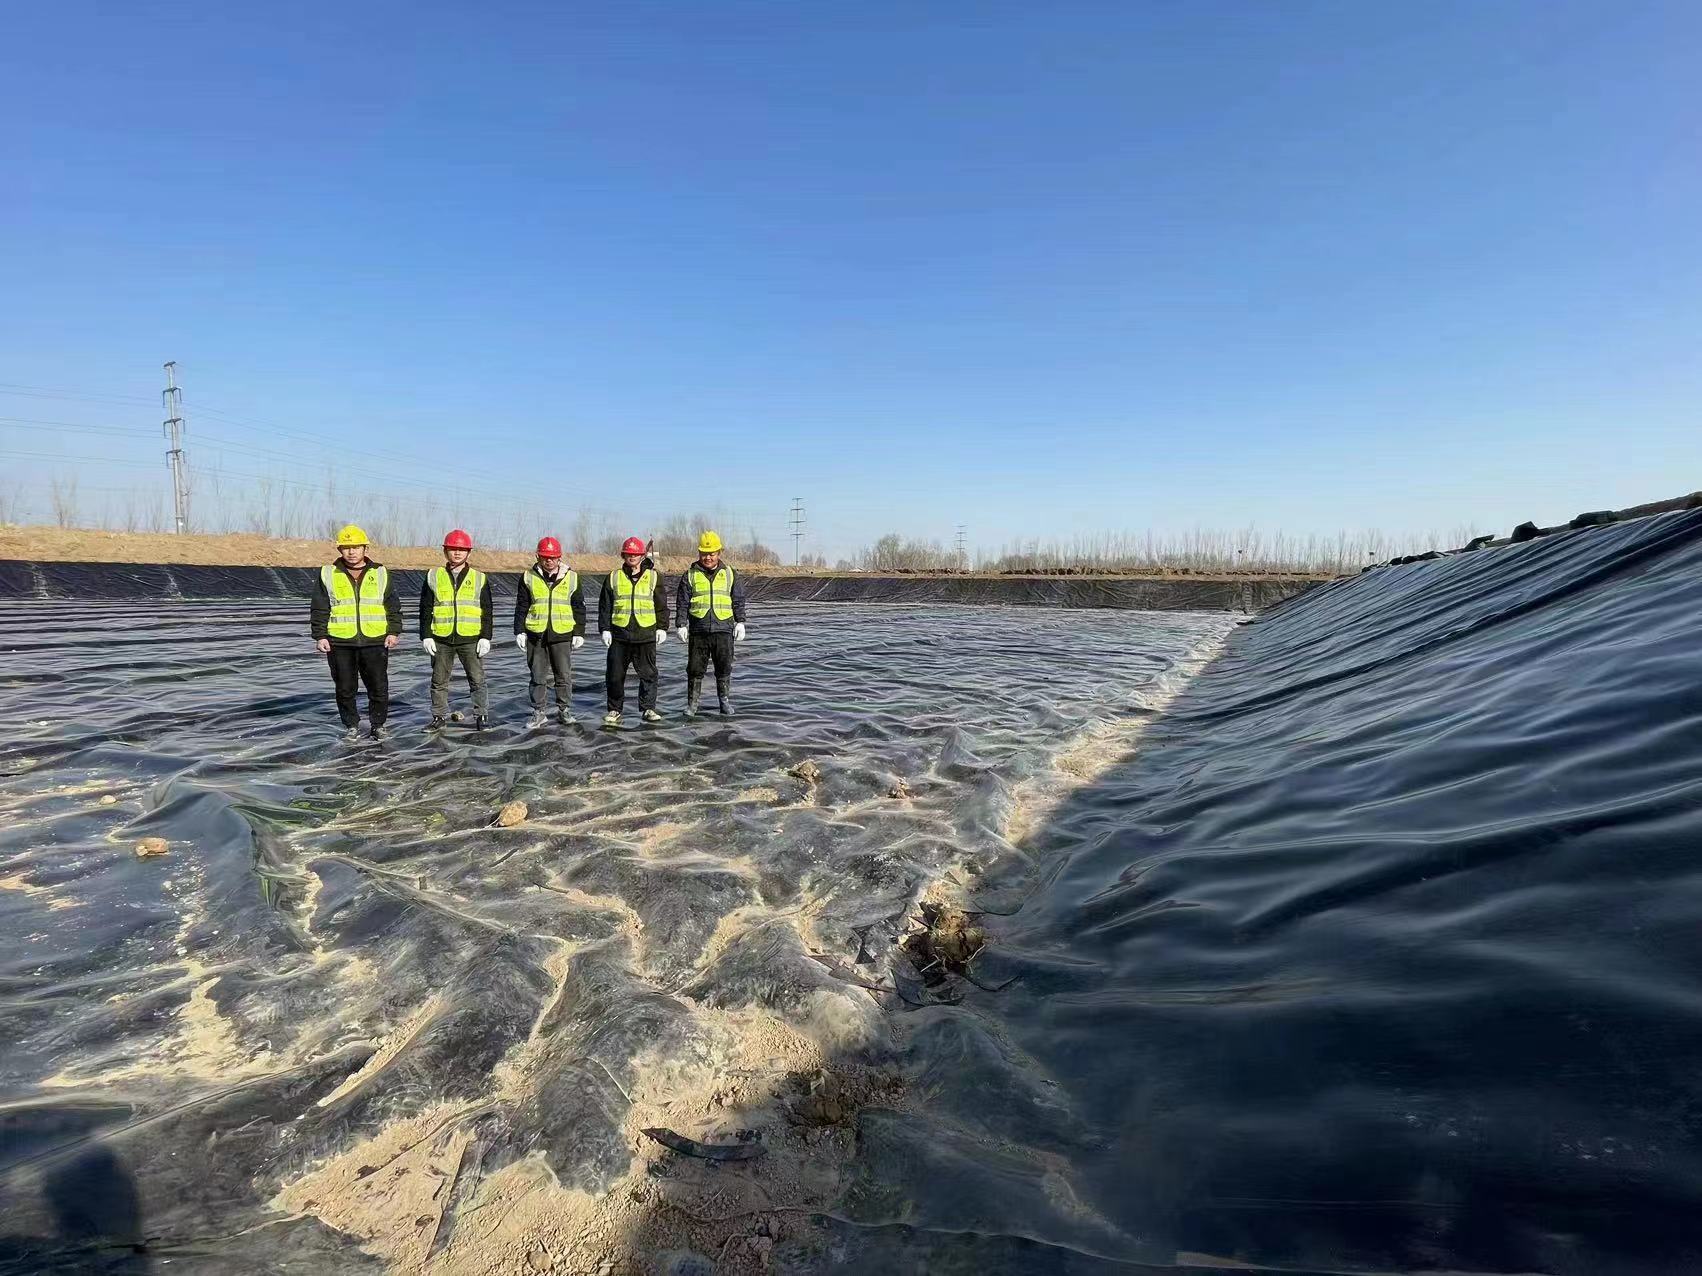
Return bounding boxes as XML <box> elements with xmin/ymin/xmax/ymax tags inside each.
<box><xmin>697</xmin><ymin>530</ymin><xmax>724</xmax><ymax>553</ymax></box>
<box><xmin>335</xmin><ymin>524</ymin><xmax>369</xmax><ymax>548</ymax></box>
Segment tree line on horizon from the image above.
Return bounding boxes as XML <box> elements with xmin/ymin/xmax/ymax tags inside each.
<box><xmin>6</xmin><ymin>473</ymin><xmax>1481</xmax><ymax>576</ymax></box>
<box><xmin>846</xmin><ymin>525</ymin><xmax>1487</xmax><ymax>575</ymax></box>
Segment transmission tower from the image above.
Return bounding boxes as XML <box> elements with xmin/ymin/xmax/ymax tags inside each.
<box><xmin>955</xmin><ymin>524</ymin><xmax>967</xmax><ymax>570</ymax></box>
<box><xmin>162</xmin><ymin>361</ymin><xmax>190</xmax><ymax>533</ymax></box>
<box><xmin>788</xmin><ymin>497</ymin><xmax>805</xmax><ymax>566</ymax></box>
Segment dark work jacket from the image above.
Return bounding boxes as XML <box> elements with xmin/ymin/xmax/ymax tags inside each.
<box><xmin>417</xmin><ymin>563</ymin><xmax>495</xmax><ymax>644</ymax></box>
<box><xmin>596</xmin><ymin>560</ymin><xmax>670</xmax><ymax>643</ymax></box>
<box><xmin>512</xmin><ymin>564</ymin><xmax>588</xmax><ymax>645</ymax></box>
<box><xmin>674</xmin><ymin>560</ymin><xmax>749</xmax><ymax>635</ymax></box>
<box><xmin>309</xmin><ymin>558</ymin><xmax>405</xmax><ymax>648</ymax></box>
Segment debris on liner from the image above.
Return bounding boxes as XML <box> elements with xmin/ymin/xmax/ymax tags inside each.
<box><xmin>902</xmin><ymin>902</ymin><xmax>986</xmax><ymax>976</ymax></box>
<box><xmin>492</xmin><ymin>800</ymin><xmax>529</xmax><ymax>828</ymax></box>
<box><xmin>641</xmin><ymin>1126</ymin><xmax>767</xmax><ymax>1161</ymax></box>
<box><xmin>134</xmin><ymin>836</ymin><xmax>170</xmax><ymax>859</ymax></box>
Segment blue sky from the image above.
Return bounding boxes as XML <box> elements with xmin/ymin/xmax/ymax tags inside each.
<box><xmin>3</xmin><ymin>1</ymin><xmax>1698</xmax><ymax>560</ymax></box>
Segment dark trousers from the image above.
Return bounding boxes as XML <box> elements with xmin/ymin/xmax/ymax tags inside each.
<box><xmin>686</xmin><ymin>631</ymin><xmax>735</xmax><ymax>691</ymax></box>
<box><xmin>327</xmin><ymin>644</ymin><xmax>389</xmax><ymax>727</ymax></box>
<box><xmin>606</xmin><ymin>639</ymin><xmax>657</xmax><ymax>712</ymax></box>
<box><xmin>430</xmin><ymin>641</ymin><xmax>488</xmax><ymax>718</ymax></box>
<box><xmin>526</xmin><ymin>637</ymin><xmax>573</xmax><ymax>710</ymax></box>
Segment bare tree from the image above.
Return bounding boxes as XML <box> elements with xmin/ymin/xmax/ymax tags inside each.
<box><xmin>49</xmin><ymin>476</ymin><xmax>80</xmax><ymax>528</ymax></box>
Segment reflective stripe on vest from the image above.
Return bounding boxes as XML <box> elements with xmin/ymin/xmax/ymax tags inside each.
<box><xmin>607</xmin><ymin>568</ymin><xmax>657</xmax><ymax>628</ymax></box>
<box><xmin>688</xmin><ymin>564</ymin><xmax>735</xmax><ymax>621</ymax></box>
<box><xmin>322</xmin><ymin>564</ymin><xmax>390</xmax><ymax>639</ymax></box>
<box><xmin>430</xmin><ymin>567</ymin><xmax>485</xmax><ymax>638</ymax></box>
<box><xmin>524</xmin><ymin>568</ymin><xmax>578</xmax><ymax>634</ymax></box>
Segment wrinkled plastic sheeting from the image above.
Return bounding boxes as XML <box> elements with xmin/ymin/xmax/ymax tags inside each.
<box><xmin>868</xmin><ymin>508</ymin><xmax>1702</xmax><ymax>1274</ymax></box>
<box><xmin>0</xmin><ymin>596</ymin><xmax>1233</xmax><ymax>1271</ymax></box>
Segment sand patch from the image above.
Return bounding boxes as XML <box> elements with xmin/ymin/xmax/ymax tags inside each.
<box><xmin>0</xmin><ymin>872</ymin><xmax>80</xmax><ymax>911</ymax></box>
<box><xmin>316</xmin><ymin>995</ymin><xmax>446</xmax><ymax>1109</ymax></box>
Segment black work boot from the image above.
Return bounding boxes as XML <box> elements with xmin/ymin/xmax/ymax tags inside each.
<box><xmin>686</xmin><ymin>677</ymin><xmax>702</xmax><ymax>719</ymax></box>
<box><xmin>716</xmin><ymin>677</ymin><xmax>734</xmax><ymax>717</ymax></box>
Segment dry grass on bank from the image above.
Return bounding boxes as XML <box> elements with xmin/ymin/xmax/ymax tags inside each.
<box><xmin>0</xmin><ymin>524</ymin><xmax>1337</xmax><ymax>580</ymax></box>
<box><xmin>0</xmin><ymin>525</ymin><xmax>607</xmax><ymax>572</ymax></box>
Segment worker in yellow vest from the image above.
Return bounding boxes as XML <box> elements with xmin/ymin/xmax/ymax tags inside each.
<box><xmin>309</xmin><ymin>524</ymin><xmax>403</xmax><ymax>742</ymax></box>
<box><xmin>419</xmin><ymin>528</ymin><xmax>493</xmax><ymax>731</ymax></box>
<box><xmin>597</xmin><ymin>536</ymin><xmax>670</xmax><ymax>727</ymax></box>
<box><xmin>514</xmin><ymin>535</ymin><xmax>586</xmax><ymax>727</ymax></box>
<box><xmin>673</xmin><ymin>530</ymin><xmax>748</xmax><ymax>718</ymax></box>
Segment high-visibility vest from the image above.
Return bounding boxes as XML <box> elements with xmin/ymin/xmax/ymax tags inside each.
<box><xmin>322</xmin><ymin>564</ymin><xmax>390</xmax><ymax>639</ymax></box>
<box><xmin>688</xmin><ymin>564</ymin><xmax>735</xmax><ymax>621</ymax></box>
<box><xmin>523</xmin><ymin>568</ymin><xmax>578</xmax><ymax>634</ymax></box>
<box><xmin>607</xmin><ymin>568</ymin><xmax>657</xmax><ymax>628</ymax></box>
<box><xmin>429</xmin><ymin>566</ymin><xmax>486</xmax><ymax>638</ymax></box>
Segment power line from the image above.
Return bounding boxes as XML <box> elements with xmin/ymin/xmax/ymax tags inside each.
<box><xmin>0</xmin><ymin>382</ymin><xmax>789</xmax><ymax>528</ymax></box>
<box><xmin>0</xmin><ymin>379</ymin><xmax>794</xmax><ymax>544</ymax></box>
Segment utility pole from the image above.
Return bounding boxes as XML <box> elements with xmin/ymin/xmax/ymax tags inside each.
<box><xmin>955</xmin><ymin>524</ymin><xmax>967</xmax><ymax>571</ymax></box>
<box><xmin>788</xmin><ymin>497</ymin><xmax>805</xmax><ymax>566</ymax></box>
<box><xmin>161</xmin><ymin>361</ymin><xmax>189</xmax><ymax>533</ymax></box>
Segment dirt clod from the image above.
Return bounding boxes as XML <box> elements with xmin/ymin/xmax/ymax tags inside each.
<box><xmin>99</xmin><ymin>794</ymin><xmax>118</xmax><ymax>806</ymax></box>
<box><xmin>788</xmin><ymin>760</ymin><xmax>822</xmax><ymax>784</ymax></box>
<box><xmin>494</xmin><ymin>800</ymin><xmax>529</xmax><ymax>828</ymax></box>
<box><xmin>903</xmin><ymin>902</ymin><xmax>986</xmax><ymax>974</ymax></box>
<box><xmin>788</xmin><ymin>1092</ymin><xmax>846</xmax><ymax>1127</ymax></box>
<box><xmin>134</xmin><ymin>837</ymin><xmax>170</xmax><ymax>859</ymax></box>
<box><xmin>887</xmin><ymin>778</ymin><xmax>912</xmax><ymax>799</ymax></box>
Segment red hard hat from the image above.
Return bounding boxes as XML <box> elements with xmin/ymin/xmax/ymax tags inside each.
<box><xmin>536</xmin><ymin>536</ymin><xmax>562</xmax><ymax>558</ymax></box>
<box><xmin>443</xmin><ymin>528</ymin><xmax>473</xmax><ymax>550</ymax></box>
<box><xmin>620</xmin><ymin>536</ymin><xmax>646</xmax><ymax>556</ymax></box>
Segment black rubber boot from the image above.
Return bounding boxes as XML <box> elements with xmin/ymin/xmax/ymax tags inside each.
<box><xmin>686</xmin><ymin>677</ymin><xmax>702</xmax><ymax>718</ymax></box>
<box><xmin>716</xmin><ymin>677</ymin><xmax>733</xmax><ymax>717</ymax></box>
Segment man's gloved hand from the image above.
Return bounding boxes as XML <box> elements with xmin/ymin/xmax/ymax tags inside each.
<box><xmin>475</xmin><ymin>638</ymin><xmax>491</xmax><ymax>657</ymax></box>
<box><xmin>316</xmin><ymin>638</ymin><xmax>332</xmax><ymax>654</ymax></box>
<box><xmin>654</xmin><ymin>629</ymin><xmax>667</xmax><ymax>645</ymax></box>
<box><xmin>734</xmin><ymin>622</ymin><xmax>746</xmax><ymax>642</ymax></box>
<box><xmin>571</xmin><ymin>636</ymin><xmax>585</xmax><ymax>649</ymax></box>
<box><xmin>514</xmin><ymin>633</ymin><xmax>528</xmax><ymax>651</ymax></box>
<box><xmin>601</xmin><ymin>631</ymin><xmax>613</xmax><ymax>649</ymax></box>
<box><xmin>677</xmin><ymin>625</ymin><xmax>689</xmax><ymax>642</ymax></box>
<box><xmin>421</xmin><ymin>638</ymin><xmax>438</xmax><ymax>656</ymax></box>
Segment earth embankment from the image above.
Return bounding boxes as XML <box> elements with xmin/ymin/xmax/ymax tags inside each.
<box><xmin>0</xmin><ymin>558</ymin><xmax>1317</xmax><ymax>611</ymax></box>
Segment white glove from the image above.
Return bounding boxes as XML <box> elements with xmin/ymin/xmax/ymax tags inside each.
<box><xmin>514</xmin><ymin>633</ymin><xmax>528</xmax><ymax>650</ymax></box>
<box><xmin>677</xmin><ymin>626</ymin><xmax>689</xmax><ymax>642</ymax></box>
<box><xmin>601</xmin><ymin>631</ymin><xmax>613</xmax><ymax>649</ymax></box>
<box><xmin>654</xmin><ymin>629</ymin><xmax>667</xmax><ymax>645</ymax></box>
<box><xmin>421</xmin><ymin>638</ymin><xmax>437</xmax><ymax>656</ymax></box>
<box><xmin>571</xmin><ymin>636</ymin><xmax>584</xmax><ymax>650</ymax></box>
<box><xmin>734</xmin><ymin>622</ymin><xmax>746</xmax><ymax>642</ymax></box>
<box><xmin>476</xmin><ymin>638</ymin><xmax>491</xmax><ymax>657</ymax></box>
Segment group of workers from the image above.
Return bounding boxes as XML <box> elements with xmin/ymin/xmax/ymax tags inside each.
<box><xmin>308</xmin><ymin>525</ymin><xmax>748</xmax><ymax>741</ymax></box>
